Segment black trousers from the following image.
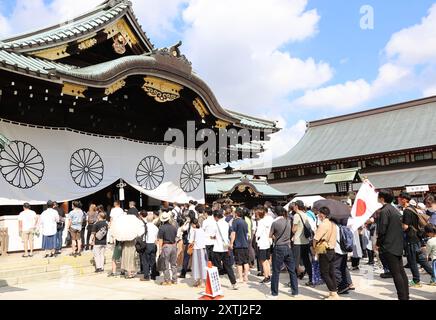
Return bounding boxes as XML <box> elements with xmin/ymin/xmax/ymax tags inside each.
<box><xmin>212</xmin><ymin>251</ymin><xmax>236</xmax><ymax>285</ymax></box>
<box><xmin>367</xmin><ymin>249</ymin><xmax>374</xmax><ymax>264</ymax></box>
<box><xmin>351</xmin><ymin>257</ymin><xmax>360</xmax><ymax>267</ymax></box>
<box><xmin>141</xmin><ymin>243</ymin><xmax>157</xmax><ymax>278</ymax></box>
<box><xmin>381</xmin><ymin>251</ymin><xmax>409</xmax><ymax>300</ymax></box>
<box><xmin>205</xmin><ymin>245</ymin><xmax>214</xmax><ymax>262</ymax></box>
<box><xmin>319</xmin><ymin>249</ymin><xmax>337</xmax><ymax>292</ymax></box>
<box><xmin>181</xmin><ymin>243</ymin><xmax>191</xmax><ymax>275</ymax></box>
<box><xmin>334</xmin><ymin>253</ymin><xmax>351</xmax><ymax>290</ymax></box>
<box><xmin>86</xmin><ymin>224</ymin><xmax>94</xmax><ymax>250</ymax></box>
<box><xmin>293</xmin><ymin>244</ymin><xmax>313</xmax><ymax>282</ymax></box>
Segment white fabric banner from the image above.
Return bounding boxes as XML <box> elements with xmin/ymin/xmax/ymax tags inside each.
<box><xmin>0</xmin><ymin>120</ymin><xmax>205</xmax><ymax>205</ymax></box>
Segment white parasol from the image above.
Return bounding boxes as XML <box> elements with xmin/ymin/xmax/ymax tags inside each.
<box><xmin>284</xmin><ymin>195</ymin><xmax>325</xmax><ymax>211</ymax></box>
<box><xmin>110</xmin><ymin>214</ymin><xmax>144</xmax><ymax>241</ymax></box>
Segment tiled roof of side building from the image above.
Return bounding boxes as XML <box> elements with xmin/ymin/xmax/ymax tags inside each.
<box><xmin>225</xmin><ymin>109</ymin><xmax>279</xmax><ymax>131</ymax></box>
<box><xmin>0</xmin><ymin>0</ymin><xmax>153</xmax><ymax>52</ymax></box>
<box><xmin>271</xmin><ymin>96</ymin><xmax>436</xmax><ymax>168</ymax></box>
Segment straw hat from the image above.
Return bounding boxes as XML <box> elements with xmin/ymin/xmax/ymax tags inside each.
<box><xmin>160</xmin><ymin>211</ymin><xmax>171</xmax><ymax>222</ymax></box>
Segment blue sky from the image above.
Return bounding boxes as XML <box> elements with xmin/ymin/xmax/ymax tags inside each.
<box><xmin>1</xmin><ymin>0</ymin><xmax>436</xmax><ymax>157</ymax></box>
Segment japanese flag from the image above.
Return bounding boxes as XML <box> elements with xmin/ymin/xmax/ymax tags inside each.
<box><xmin>348</xmin><ymin>180</ymin><xmax>382</xmax><ymax>232</ymax></box>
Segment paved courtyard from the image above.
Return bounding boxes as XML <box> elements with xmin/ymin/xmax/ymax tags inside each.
<box><xmin>0</xmin><ymin>258</ymin><xmax>435</xmax><ymax>300</ymax></box>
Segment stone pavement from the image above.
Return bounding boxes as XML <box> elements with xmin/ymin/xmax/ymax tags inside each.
<box><xmin>0</xmin><ymin>258</ymin><xmax>435</xmax><ymax>300</ymax></box>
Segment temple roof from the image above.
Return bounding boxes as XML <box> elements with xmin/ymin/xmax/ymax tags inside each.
<box><xmin>0</xmin><ymin>48</ymin><xmax>278</xmax><ymax>132</ymax></box>
<box><xmin>271</xmin><ymin>96</ymin><xmax>436</xmax><ymax>168</ymax></box>
<box><xmin>0</xmin><ymin>0</ymin><xmax>153</xmax><ymax>53</ymax></box>
<box><xmin>206</xmin><ymin>172</ymin><xmax>287</xmax><ymax>197</ymax></box>
<box><xmin>272</xmin><ymin>165</ymin><xmax>436</xmax><ymax>196</ymax></box>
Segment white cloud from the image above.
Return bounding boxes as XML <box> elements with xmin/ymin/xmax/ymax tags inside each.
<box><xmin>385</xmin><ymin>4</ymin><xmax>436</xmax><ymax>65</ymax></box>
<box><xmin>131</xmin><ymin>0</ymin><xmax>188</xmax><ymax>40</ymax></box>
<box><xmin>295</xmin><ymin>79</ymin><xmax>372</xmax><ymax>110</ymax></box>
<box><xmin>180</xmin><ymin>0</ymin><xmax>333</xmax><ymax>115</ymax></box>
<box><xmin>293</xmin><ymin>3</ymin><xmax>436</xmax><ymax>111</ymax></box>
<box><xmin>0</xmin><ymin>13</ymin><xmax>11</xmax><ymax>38</ymax></box>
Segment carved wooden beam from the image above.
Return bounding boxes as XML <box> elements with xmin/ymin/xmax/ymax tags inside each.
<box><xmin>62</xmin><ymin>82</ymin><xmax>87</xmax><ymax>98</ymax></box>
<box><xmin>142</xmin><ymin>76</ymin><xmax>183</xmax><ymax>103</ymax></box>
<box><xmin>193</xmin><ymin>97</ymin><xmax>210</xmax><ymax>118</ymax></box>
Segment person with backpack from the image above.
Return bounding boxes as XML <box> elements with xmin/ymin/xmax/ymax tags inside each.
<box><xmin>68</xmin><ymin>201</ymin><xmax>84</xmax><ymax>257</ymax></box>
<box><xmin>179</xmin><ymin>210</ymin><xmax>196</xmax><ymax>278</ymax></box>
<box><xmin>291</xmin><ymin>200</ymin><xmax>313</xmax><ymax>286</ymax></box>
<box><xmin>53</xmin><ymin>201</ymin><xmax>65</xmax><ymax>255</ymax></box>
<box><xmin>399</xmin><ymin>192</ymin><xmax>433</xmax><ymax>287</ymax></box>
<box><xmin>334</xmin><ymin>222</ymin><xmax>353</xmax><ymax>295</ymax></box>
<box><xmin>376</xmin><ymin>189</ymin><xmax>409</xmax><ymax>300</ymax></box>
<box><xmin>211</xmin><ymin>209</ymin><xmax>238</xmax><ymax>290</ymax></box>
<box><xmin>266</xmin><ymin>206</ymin><xmax>298</xmax><ymax>299</ymax></box>
<box><xmin>90</xmin><ymin>212</ymin><xmax>108</xmax><ymax>272</ymax></box>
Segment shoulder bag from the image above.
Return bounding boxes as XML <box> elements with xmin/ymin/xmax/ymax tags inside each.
<box><xmin>314</xmin><ymin>220</ymin><xmax>334</xmax><ymax>255</ymax></box>
<box><xmin>135</xmin><ymin>219</ymin><xmax>148</xmax><ymax>253</ymax></box>
<box><xmin>216</xmin><ymin>222</ymin><xmax>229</xmax><ymax>250</ymax></box>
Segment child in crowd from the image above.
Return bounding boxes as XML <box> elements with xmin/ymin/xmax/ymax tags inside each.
<box><xmin>425</xmin><ymin>224</ymin><xmax>436</xmax><ymax>286</ymax></box>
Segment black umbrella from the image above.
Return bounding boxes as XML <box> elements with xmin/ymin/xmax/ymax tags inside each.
<box><xmin>313</xmin><ymin>199</ymin><xmax>351</xmax><ymax>226</ymax></box>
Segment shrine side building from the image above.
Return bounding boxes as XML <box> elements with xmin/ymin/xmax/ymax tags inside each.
<box><xmin>268</xmin><ymin>96</ymin><xmax>436</xmax><ymax>198</ymax></box>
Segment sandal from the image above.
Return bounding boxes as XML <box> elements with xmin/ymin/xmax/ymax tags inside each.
<box><xmin>22</xmin><ymin>254</ymin><xmax>28</xmax><ymax>258</ymax></box>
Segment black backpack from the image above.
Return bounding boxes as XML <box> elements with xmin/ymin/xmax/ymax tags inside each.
<box><xmin>135</xmin><ymin>220</ymin><xmax>148</xmax><ymax>253</ymax></box>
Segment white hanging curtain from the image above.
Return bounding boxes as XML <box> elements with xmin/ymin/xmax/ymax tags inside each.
<box><xmin>0</xmin><ymin>119</ymin><xmax>205</xmax><ymax>205</ymax></box>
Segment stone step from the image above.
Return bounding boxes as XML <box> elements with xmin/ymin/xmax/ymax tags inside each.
<box><xmin>0</xmin><ymin>255</ymin><xmax>111</xmax><ymax>278</ymax></box>
<box><xmin>0</xmin><ymin>251</ymin><xmax>112</xmax><ymax>270</ymax></box>
<box><xmin>0</xmin><ymin>262</ymin><xmax>112</xmax><ymax>288</ymax></box>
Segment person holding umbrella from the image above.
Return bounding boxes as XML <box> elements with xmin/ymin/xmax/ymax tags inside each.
<box><xmin>313</xmin><ymin>207</ymin><xmax>338</xmax><ymax>300</ymax></box>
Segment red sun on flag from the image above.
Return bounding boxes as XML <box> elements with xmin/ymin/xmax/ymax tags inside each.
<box><xmin>356</xmin><ymin>199</ymin><xmax>367</xmax><ymax>217</ymax></box>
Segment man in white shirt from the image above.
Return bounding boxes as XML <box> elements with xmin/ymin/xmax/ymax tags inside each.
<box><xmin>212</xmin><ymin>210</ymin><xmax>238</xmax><ymax>290</ymax></box>
<box><xmin>109</xmin><ymin>200</ymin><xmax>125</xmax><ymax>225</ymax></box>
<box><xmin>39</xmin><ymin>200</ymin><xmax>59</xmax><ymax>258</ymax></box>
<box><xmin>18</xmin><ymin>203</ymin><xmax>38</xmax><ymax>257</ymax></box>
<box><xmin>201</xmin><ymin>208</ymin><xmax>216</xmax><ymax>261</ymax></box>
<box><xmin>140</xmin><ymin>213</ymin><xmax>159</xmax><ymax>281</ymax></box>
<box><xmin>334</xmin><ymin>224</ymin><xmax>354</xmax><ymax>294</ymax></box>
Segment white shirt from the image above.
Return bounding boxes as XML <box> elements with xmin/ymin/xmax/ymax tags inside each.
<box><xmin>334</xmin><ymin>225</ymin><xmax>347</xmax><ymax>255</ymax></box>
<box><xmin>202</xmin><ymin>216</ymin><xmax>217</xmax><ymax>246</ymax></box>
<box><xmin>18</xmin><ymin>209</ymin><xmax>37</xmax><ymax>232</ymax></box>
<box><xmin>110</xmin><ymin>207</ymin><xmax>125</xmax><ymax>221</ymax></box>
<box><xmin>213</xmin><ymin>218</ymin><xmax>230</xmax><ymax>252</ymax></box>
<box><xmin>146</xmin><ymin>222</ymin><xmax>159</xmax><ymax>244</ymax></box>
<box><xmin>191</xmin><ymin>228</ymin><xmax>207</xmax><ymax>249</ymax></box>
<box><xmin>39</xmin><ymin>208</ymin><xmax>59</xmax><ymax>236</ymax></box>
<box><xmin>256</xmin><ymin>215</ymin><xmax>274</xmax><ymax>250</ymax></box>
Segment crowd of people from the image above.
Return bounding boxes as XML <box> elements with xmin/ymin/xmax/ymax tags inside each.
<box><xmin>15</xmin><ymin>191</ymin><xmax>436</xmax><ymax>300</ymax></box>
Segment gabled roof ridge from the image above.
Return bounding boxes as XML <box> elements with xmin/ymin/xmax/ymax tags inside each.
<box><xmin>309</xmin><ymin>95</ymin><xmax>436</xmax><ymax>128</ymax></box>
<box><xmin>0</xmin><ymin>0</ymin><xmax>118</xmax><ymax>43</ymax></box>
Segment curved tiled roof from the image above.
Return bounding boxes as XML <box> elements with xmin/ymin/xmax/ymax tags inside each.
<box><xmin>272</xmin><ymin>96</ymin><xmax>436</xmax><ymax>168</ymax></box>
<box><xmin>0</xmin><ymin>0</ymin><xmax>153</xmax><ymax>52</ymax></box>
<box><xmin>0</xmin><ymin>48</ymin><xmax>278</xmax><ymax>132</ymax></box>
